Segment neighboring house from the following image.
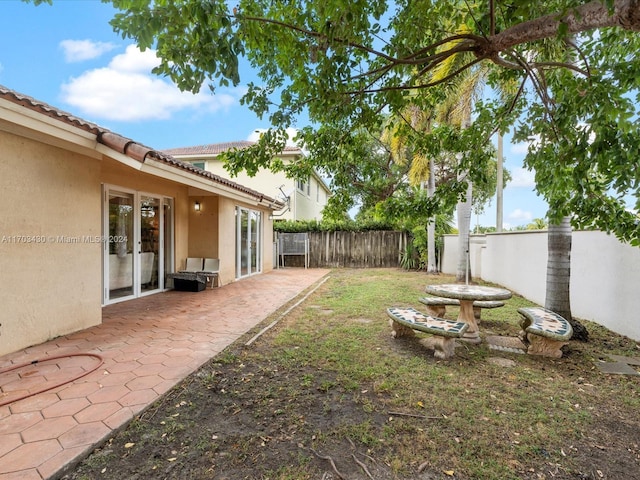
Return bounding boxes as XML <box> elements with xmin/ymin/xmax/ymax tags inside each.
<box><xmin>0</xmin><ymin>86</ymin><xmax>284</xmax><ymax>357</ymax></box>
<box><xmin>162</xmin><ymin>141</ymin><xmax>331</xmax><ymax>222</ymax></box>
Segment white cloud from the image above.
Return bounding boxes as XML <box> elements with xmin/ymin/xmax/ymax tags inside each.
<box><xmin>108</xmin><ymin>45</ymin><xmax>160</xmax><ymax>72</ymax></box>
<box><xmin>507</xmin><ymin>208</ymin><xmax>533</xmax><ymax>224</ymax></box>
<box><xmin>507</xmin><ymin>167</ymin><xmax>536</xmax><ymax>188</ymax></box>
<box><xmin>60</xmin><ymin>39</ymin><xmax>116</xmax><ymax>63</ymax></box>
<box><xmin>511</xmin><ymin>142</ymin><xmax>529</xmax><ymax>155</ymax></box>
<box><xmin>510</xmin><ymin>135</ymin><xmax>540</xmax><ymax>155</ymax></box>
<box><xmin>60</xmin><ymin>45</ymin><xmax>239</xmax><ymax>122</ymax></box>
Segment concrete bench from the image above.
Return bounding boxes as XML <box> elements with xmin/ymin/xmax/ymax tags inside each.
<box><xmin>386</xmin><ymin>307</ymin><xmax>468</xmax><ymax>359</ymax></box>
<box><xmin>517</xmin><ymin>307</ymin><xmax>573</xmax><ymax>358</ymax></box>
<box><xmin>418</xmin><ymin>296</ymin><xmax>505</xmax><ymax>320</ymax></box>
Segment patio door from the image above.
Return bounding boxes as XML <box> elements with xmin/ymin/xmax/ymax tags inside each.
<box><xmin>236</xmin><ymin>207</ymin><xmax>262</xmax><ymax>279</ymax></box>
<box><xmin>139</xmin><ymin>195</ymin><xmax>161</xmax><ymax>295</ymax></box>
<box><xmin>103</xmin><ymin>186</ymin><xmax>173</xmax><ymax>304</ymax></box>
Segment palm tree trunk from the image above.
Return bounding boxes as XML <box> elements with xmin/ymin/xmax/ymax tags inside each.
<box><xmin>544</xmin><ymin>216</ymin><xmax>588</xmax><ymax>340</ymax></box>
<box><xmin>426</xmin><ymin>159</ymin><xmax>438</xmax><ymax>273</ymax></box>
<box><xmin>545</xmin><ymin>217</ymin><xmax>572</xmax><ymax>319</ymax></box>
<box><xmin>456</xmin><ymin>180</ymin><xmax>473</xmax><ymax>283</ymax></box>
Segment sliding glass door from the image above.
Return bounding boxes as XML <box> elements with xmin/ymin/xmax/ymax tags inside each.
<box><xmin>107</xmin><ymin>190</ymin><xmax>135</xmax><ymax>300</ymax></box>
<box><xmin>140</xmin><ymin>196</ymin><xmax>160</xmax><ymax>293</ymax></box>
<box><xmin>104</xmin><ymin>186</ymin><xmax>173</xmax><ymax>304</ymax></box>
<box><xmin>236</xmin><ymin>207</ymin><xmax>262</xmax><ymax>279</ymax></box>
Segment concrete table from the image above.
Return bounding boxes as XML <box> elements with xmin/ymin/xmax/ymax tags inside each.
<box><xmin>424</xmin><ymin>284</ymin><xmax>512</xmax><ymax>343</ymax></box>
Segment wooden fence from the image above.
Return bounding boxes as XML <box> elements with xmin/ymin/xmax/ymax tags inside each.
<box><xmin>277</xmin><ymin>230</ymin><xmax>409</xmax><ymax>268</ymax></box>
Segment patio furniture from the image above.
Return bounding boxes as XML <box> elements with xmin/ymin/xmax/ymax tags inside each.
<box><xmin>418</xmin><ymin>296</ymin><xmax>505</xmax><ymax>320</ymax></box>
<box><xmin>183</xmin><ymin>257</ymin><xmax>204</xmax><ymax>272</ymax></box>
<box><xmin>517</xmin><ymin>307</ymin><xmax>573</xmax><ymax>358</ymax></box>
<box><xmin>424</xmin><ymin>284</ymin><xmax>512</xmax><ymax>344</ymax></box>
<box><xmin>386</xmin><ymin>307</ymin><xmax>469</xmax><ymax>359</ymax></box>
<box><xmin>200</xmin><ymin>258</ymin><xmax>220</xmax><ymax>288</ymax></box>
<box><xmin>167</xmin><ymin>272</ymin><xmax>207</xmax><ymax>292</ymax></box>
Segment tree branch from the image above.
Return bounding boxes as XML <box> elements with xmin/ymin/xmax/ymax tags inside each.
<box><xmin>478</xmin><ymin>0</ymin><xmax>640</xmax><ymax>58</ymax></box>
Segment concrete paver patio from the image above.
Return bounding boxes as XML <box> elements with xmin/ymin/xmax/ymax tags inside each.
<box><xmin>0</xmin><ymin>268</ymin><xmax>330</xmax><ymax>480</ymax></box>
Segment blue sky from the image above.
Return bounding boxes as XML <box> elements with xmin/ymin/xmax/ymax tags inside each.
<box><xmin>0</xmin><ymin>0</ymin><xmax>549</xmax><ymax>228</ymax></box>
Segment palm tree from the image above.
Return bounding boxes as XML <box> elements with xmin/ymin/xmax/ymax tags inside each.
<box><xmin>429</xmin><ymin>34</ymin><xmax>492</xmax><ymax>283</ymax></box>
<box><xmin>384</xmin><ymin>106</ymin><xmax>440</xmax><ymax>273</ymax></box>
<box><xmin>535</xmin><ymin>36</ymin><xmax>588</xmax><ymax>341</ymax></box>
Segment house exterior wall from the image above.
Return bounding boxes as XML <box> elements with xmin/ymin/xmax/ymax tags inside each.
<box><xmin>292</xmin><ymin>175</ymin><xmax>327</xmax><ymax>221</ymax></box>
<box><xmin>0</xmin><ymin>131</ymin><xmax>102</xmax><ymax>356</ymax></box>
<box><xmin>0</xmin><ymin>89</ymin><xmax>287</xmax><ymax>358</ymax></box>
<box><xmin>441</xmin><ymin>230</ymin><xmax>640</xmax><ymax>341</ymax></box>
<box><xmin>191</xmin><ymin>158</ymin><xmax>328</xmax><ymax>221</ymax></box>
<box><xmin>217</xmin><ymin>197</ymin><xmax>237</xmax><ymax>283</ymax></box>
<box><xmin>262</xmin><ymin>211</ymin><xmax>275</xmax><ymax>272</ymax></box>
<box><xmin>188</xmin><ymin>195</ymin><xmax>220</xmax><ymax>265</ymax></box>
<box><xmin>0</xmin><ymin>132</ymin><xmax>278</xmax><ymax>356</ymax></box>
<box><xmin>205</xmin><ymin>162</ymin><xmax>290</xmax><ymax>204</ymax></box>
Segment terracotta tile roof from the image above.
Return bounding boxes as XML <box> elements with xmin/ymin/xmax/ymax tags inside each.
<box><xmin>0</xmin><ymin>85</ymin><xmax>283</xmax><ymax>208</ymax></box>
<box><xmin>162</xmin><ymin>140</ymin><xmax>303</xmax><ymax>156</ymax></box>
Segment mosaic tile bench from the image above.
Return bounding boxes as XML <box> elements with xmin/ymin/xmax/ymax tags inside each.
<box><xmin>386</xmin><ymin>307</ymin><xmax>469</xmax><ymax>359</ymax></box>
<box><xmin>517</xmin><ymin>307</ymin><xmax>573</xmax><ymax>358</ymax></box>
<box><xmin>418</xmin><ymin>296</ymin><xmax>505</xmax><ymax>320</ymax></box>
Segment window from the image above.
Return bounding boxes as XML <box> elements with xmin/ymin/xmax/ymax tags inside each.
<box><xmin>191</xmin><ymin>161</ymin><xmax>206</xmax><ymax>170</ymax></box>
<box><xmin>297</xmin><ymin>178</ymin><xmax>311</xmax><ymax>196</ymax></box>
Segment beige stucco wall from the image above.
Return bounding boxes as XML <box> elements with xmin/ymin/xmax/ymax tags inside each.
<box><xmin>0</xmin><ymin>131</ymin><xmax>102</xmax><ymax>356</ymax></box>
<box><xmin>217</xmin><ymin>197</ymin><xmax>237</xmax><ymax>283</ymax></box>
<box><xmin>263</xmin><ymin>213</ymin><xmax>275</xmax><ymax>273</ymax></box>
<box><xmin>187</xmin><ymin>195</ymin><xmax>220</xmax><ymax>268</ymax></box>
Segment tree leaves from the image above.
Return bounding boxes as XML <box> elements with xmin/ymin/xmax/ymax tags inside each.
<box><xmin>96</xmin><ymin>0</ymin><xmax>640</xmax><ymax>242</ymax></box>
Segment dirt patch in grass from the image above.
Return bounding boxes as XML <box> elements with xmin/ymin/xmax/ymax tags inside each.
<box><xmin>63</xmin><ymin>269</ymin><xmax>640</xmax><ymax>480</ymax></box>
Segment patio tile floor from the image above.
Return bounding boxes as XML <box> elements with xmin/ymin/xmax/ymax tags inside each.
<box><xmin>0</xmin><ymin>267</ymin><xmax>329</xmax><ymax>480</ymax></box>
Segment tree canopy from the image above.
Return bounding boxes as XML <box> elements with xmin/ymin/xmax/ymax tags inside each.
<box><xmin>35</xmin><ymin>0</ymin><xmax>640</xmax><ymax>243</ymax></box>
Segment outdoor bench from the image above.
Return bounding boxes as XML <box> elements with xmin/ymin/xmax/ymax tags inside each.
<box><xmin>418</xmin><ymin>296</ymin><xmax>505</xmax><ymax>320</ymax></box>
<box><xmin>517</xmin><ymin>307</ymin><xmax>573</xmax><ymax>358</ymax></box>
<box><xmin>386</xmin><ymin>307</ymin><xmax>468</xmax><ymax>359</ymax></box>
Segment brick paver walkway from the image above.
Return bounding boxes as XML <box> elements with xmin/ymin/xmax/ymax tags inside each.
<box><xmin>0</xmin><ymin>268</ymin><xmax>330</xmax><ymax>480</ymax></box>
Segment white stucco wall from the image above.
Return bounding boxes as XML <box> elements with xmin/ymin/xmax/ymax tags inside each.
<box><xmin>442</xmin><ymin>231</ymin><xmax>640</xmax><ymax>341</ymax></box>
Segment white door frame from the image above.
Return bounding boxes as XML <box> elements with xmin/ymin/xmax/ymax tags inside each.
<box><xmin>102</xmin><ymin>185</ymin><xmax>173</xmax><ymax>305</ymax></box>
<box><xmin>235</xmin><ymin>206</ymin><xmax>262</xmax><ymax>279</ymax></box>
